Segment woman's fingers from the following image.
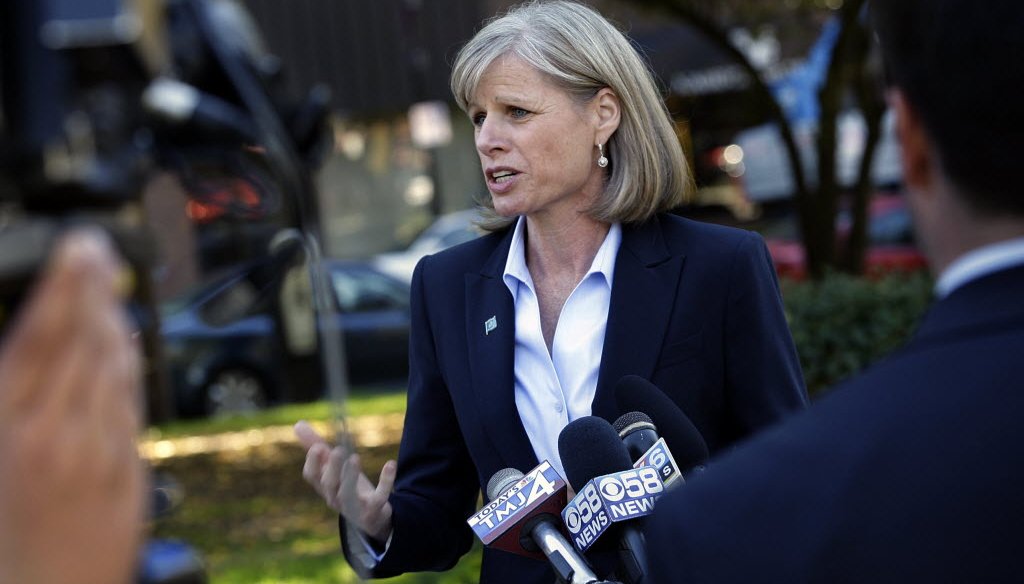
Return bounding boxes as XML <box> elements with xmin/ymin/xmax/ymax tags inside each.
<box><xmin>337</xmin><ymin>452</ymin><xmax>363</xmax><ymax>513</ymax></box>
<box><xmin>302</xmin><ymin>442</ymin><xmax>331</xmax><ymax>497</ymax></box>
<box><xmin>293</xmin><ymin>420</ymin><xmax>325</xmax><ymax>450</ymax></box>
<box><xmin>321</xmin><ymin>446</ymin><xmax>349</xmax><ymax>511</ymax></box>
<box><xmin>296</xmin><ymin>425</ymin><xmax>395</xmax><ymax>539</ymax></box>
<box><xmin>375</xmin><ymin>460</ymin><xmax>397</xmax><ymax>501</ymax></box>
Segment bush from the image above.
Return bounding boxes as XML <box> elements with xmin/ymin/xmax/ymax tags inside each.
<box><xmin>782</xmin><ymin>271</ymin><xmax>933</xmax><ymax>396</ymax></box>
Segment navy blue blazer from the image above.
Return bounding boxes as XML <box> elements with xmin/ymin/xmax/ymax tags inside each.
<box><xmin>346</xmin><ymin>213</ymin><xmax>807</xmax><ymax>582</ymax></box>
<box><xmin>646</xmin><ymin>264</ymin><xmax>1024</xmax><ymax>584</ymax></box>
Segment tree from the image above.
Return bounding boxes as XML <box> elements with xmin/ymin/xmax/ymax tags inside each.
<box><xmin>629</xmin><ymin>0</ymin><xmax>884</xmax><ymax>278</ymax></box>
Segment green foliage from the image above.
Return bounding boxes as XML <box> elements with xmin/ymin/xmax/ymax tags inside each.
<box><xmin>148</xmin><ymin>386</ymin><xmax>408</xmax><ymax>439</ymax></box>
<box><xmin>782</xmin><ymin>271</ymin><xmax>933</xmax><ymax>395</ymax></box>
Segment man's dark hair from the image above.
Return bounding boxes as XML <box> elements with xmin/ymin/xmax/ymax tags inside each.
<box><xmin>869</xmin><ymin>0</ymin><xmax>1024</xmax><ymax>216</ymax></box>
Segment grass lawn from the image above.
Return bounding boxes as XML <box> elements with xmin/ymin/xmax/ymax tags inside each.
<box><xmin>146</xmin><ymin>387</ymin><xmax>482</xmax><ymax>583</ymax></box>
<box><xmin>146</xmin><ymin>388</ymin><xmax>409</xmax><ymax>440</ymax></box>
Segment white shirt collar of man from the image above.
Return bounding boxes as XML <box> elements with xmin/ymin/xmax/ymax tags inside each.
<box><xmin>935</xmin><ymin>236</ymin><xmax>1024</xmax><ymax>298</ymax></box>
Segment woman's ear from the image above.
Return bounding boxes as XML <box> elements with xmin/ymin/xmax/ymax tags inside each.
<box><xmin>593</xmin><ymin>87</ymin><xmax>621</xmax><ymax>144</ymax></box>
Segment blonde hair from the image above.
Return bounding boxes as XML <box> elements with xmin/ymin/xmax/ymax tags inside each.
<box><xmin>451</xmin><ymin>0</ymin><xmax>692</xmax><ymax>230</ymax></box>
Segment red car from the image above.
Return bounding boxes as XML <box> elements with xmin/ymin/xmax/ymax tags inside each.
<box><xmin>764</xmin><ymin>194</ymin><xmax>928</xmax><ymax>280</ymax></box>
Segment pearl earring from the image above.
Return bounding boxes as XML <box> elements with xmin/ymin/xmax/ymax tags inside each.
<box><xmin>597</xmin><ymin>143</ymin><xmax>609</xmax><ymax>168</ymax></box>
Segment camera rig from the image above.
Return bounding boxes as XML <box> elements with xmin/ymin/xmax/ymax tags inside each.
<box><xmin>2</xmin><ymin>0</ymin><xmax>343</xmax><ymax>581</ymax></box>
<box><xmin>0</xmin><ymin>0</ymin><xmax>336</xmax><ymax>419</ymax></box>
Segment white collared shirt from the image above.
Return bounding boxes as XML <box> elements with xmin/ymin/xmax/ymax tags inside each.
<box><xmin>934</xmin><ymin>236</ymin><xmax>1024</xmax><ymax>298</ymax></box>
<box><xmin>502</xmin><ymin>216</ymin><xmax>622</xmax><ymax>479</ymax></box>
<box><xmin>358</xmin><ymin>218</ymin><xmax>621</xmax><ymax>565</ymax></box>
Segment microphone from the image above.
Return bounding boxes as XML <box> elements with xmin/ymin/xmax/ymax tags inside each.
<box><xmin>613</xmin><ymin>412</ymin><xmax>685</xmax><ymax>489</ymax></box>
<box><xmin>614</xmin><ymin>375</ymin><xmax>710</xmax><ymax>474</ymax></box>
<box><xmin>466</xmin><ymin>461</ymin><xmax>601</xmax><ymax>584</ymax></box>
<box><xmin>613</xmin><ymin>411</ymin><xmax>660</xmax><ymax>460</ymax></box>
<box><xmin>559</xmin><ymin>416</ymin><xmax>660</xmax><ymax>584</ymax></box>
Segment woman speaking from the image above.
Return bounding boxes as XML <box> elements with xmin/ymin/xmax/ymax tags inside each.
<box><xmin>297</xmin><ymin>2</ymin><xmax>807</xmax><ymax>582</ymax></box>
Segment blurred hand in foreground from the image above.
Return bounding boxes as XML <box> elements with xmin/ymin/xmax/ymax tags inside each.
<box><xmin>0</xmin><ymin>230</ymin><xmax>145</xmax><ymax>584</ymax></box>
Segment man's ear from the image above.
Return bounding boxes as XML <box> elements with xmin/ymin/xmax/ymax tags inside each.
<box><xmin>592</xmin><ymin>87</ymin><xmax>621</xmax><ymax>144</ymax></box>
<box><xmin>889</xmin><ymin>88</ymin><xmax>934</xmax><ymax>193</ymax></box>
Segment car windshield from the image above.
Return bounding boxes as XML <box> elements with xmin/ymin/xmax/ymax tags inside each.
<box><xmin>160</xmin><ymin>261</ymin><xmax>283</xmax><ymax>325</ymax></box>
<box><xmin>159</xmin><ymin>268</ymin><xmax>245</xmax><ymax>317</ymax></box>
<box><xmin>407</xmin><ymin>210</ymin><xmax>481</xmax><ymax>253</ymax></box>
<box><xmin>330</xmin><ymin>266</ymin><xmax>408</xmax><ymax>313</ymax></box>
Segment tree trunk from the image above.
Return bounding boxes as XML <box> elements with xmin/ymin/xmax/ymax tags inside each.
<box><xmin>633</xmin><ymin>0</ymin><xmax>885</xmax><ymax>279</ymax></box>
<box><xmin>842</xmin><ymin>21</ymin><xmax>885</xmax><ymax>274</ymax></box>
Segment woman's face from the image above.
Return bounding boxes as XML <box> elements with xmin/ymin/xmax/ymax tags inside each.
<box><xmin>468</xmin><ymin>55</ymin><xmax>609</xmax><ymax>221</ymax></box>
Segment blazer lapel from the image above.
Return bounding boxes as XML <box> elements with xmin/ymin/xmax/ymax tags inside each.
<box><xmin>465</xmin><ymin>228</ymin><xmax>538</xmax><ymax>473</ymax></box>
<box><xmin>593</xmin><ymin>217</ymin><xmax>686</xmax><ymax>421</ymax></box>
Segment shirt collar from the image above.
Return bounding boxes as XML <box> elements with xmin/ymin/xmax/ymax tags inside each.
<box><xmin>935</xmin><ymin>236</ymin><xmax>1024</xmax><ymax>298</ymax></box>
<box><xmin>502</xmin><ymin>216</ymin><xmax>622</xmax><ymax>296</ymax></box>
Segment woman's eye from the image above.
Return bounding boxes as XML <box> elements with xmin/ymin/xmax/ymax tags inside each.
<box><xmin>471</xmin><ymin>113</ymin><xmax>486</xmax><ymax>127</ymax></box>
<box><xmin>510</xmin><ymin>107</ymin><xmax>529</xmax><ymax>119</ymax></box>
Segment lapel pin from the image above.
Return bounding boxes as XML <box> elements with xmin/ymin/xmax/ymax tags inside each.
<box><xmin>484</xmin><ymin>316</ymin><xmax>498</xmax><ymax>335</ymax></box>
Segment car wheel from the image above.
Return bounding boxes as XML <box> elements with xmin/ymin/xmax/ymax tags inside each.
<box><xmin>204</xmin><ymin>368</ymin><xmax>267</xmax><ymax>416</ymax></box>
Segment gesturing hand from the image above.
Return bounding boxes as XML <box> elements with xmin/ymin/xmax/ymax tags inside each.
<box><xmin>294</xmin><ymin>420</ymin><xmax>397</xmax><ymax>542</ymax></box>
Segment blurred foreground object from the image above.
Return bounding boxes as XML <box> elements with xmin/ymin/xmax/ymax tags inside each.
<box><xmin>0</xmin><ymin>231</ymin><xmax>145</xmax><ymax>584</ymax></box>
<box><xmin>1</xmin><ymin>0</ymin><xmax>336</xmax><ymax>581</ymax></box>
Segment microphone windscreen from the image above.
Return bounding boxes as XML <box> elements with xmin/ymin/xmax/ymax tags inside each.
<box><xmin>612</xmin><ymin>411</ymin><xmax>656</xmax><ymax>436</ymax></box>
<box><xmin>614</xmin><ymin>375</ymin><xmax>710</xmax><ymax>470</ymax></box>
<box><xmin>486</xmin><ymin>468</ymin><xmax>525</xmax><ymax>501</ymax></box>
<box><xmin>558</xmin><ymin>416</ymin><xmax>634</xmax><ymax>491</ymax></box>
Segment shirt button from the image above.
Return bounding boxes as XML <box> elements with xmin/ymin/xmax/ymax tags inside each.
<box><xmin>554</xmin><ymin>403</ymin><xmax>564</xmax><ymax>413</ymax></box>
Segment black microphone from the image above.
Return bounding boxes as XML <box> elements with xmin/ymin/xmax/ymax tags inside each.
<box><xmin>614</xmin><ymin>411</ymin><xmax>660</xmax><ymax>460</ymax></box>
<box><xmin>613</xmin><ymin>411</ymin><xmax>684</xmax><ymax>489</ymax></box>
<box><xmin>614</xmin><ymin>375</ymin><xmax>710</xmax><ymax>474</ymax></box>
<box><xmin>559</xmin><ymin>416</ymin><xmax>652</xmax><ymax>584</ymax></box>
<box><xmin>466</xmin><ymin>462</ymin><xmax>601</xmax><ymax>584</ymax></box>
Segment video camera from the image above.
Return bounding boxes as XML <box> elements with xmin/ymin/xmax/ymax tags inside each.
<box><xmin>1</xmin><ymin>0</ymin><xmax>334</xmax><ymax>581</ymax></box>
<box><xmin>0</xmin><ymin>0</ymin><xmax>331</xmax><ymax>313</ymax></box>
<box><xmin>0</xmin><ymin>0</ymin><xmax>334</xmax><ymax>406</ymax></box>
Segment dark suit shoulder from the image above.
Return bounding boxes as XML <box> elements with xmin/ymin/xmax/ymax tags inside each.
<box><xmin>650</xmin><ymin>213</ymin><xmax>764</xmax><ymax>258</ymax></box>
<box><xmin>646</xmin><ymin>312</ymin><xmax>1024</xmax><ymax>583</ymax></box>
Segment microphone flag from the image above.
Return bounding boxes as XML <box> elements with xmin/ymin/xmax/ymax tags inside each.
<box><xmin>466</xmin><ymin>460</ymin><xmax>568</xmax><ymax>559</ymax></box>
<box><xmin>560</xmin><ymin>465</ymin><xmax>664</xmax><ymax>553</ymax></box>
<box><xmin>633</xmin><ymin>437</ymin><xmax>683</xmax><ymax>489</ymax></box>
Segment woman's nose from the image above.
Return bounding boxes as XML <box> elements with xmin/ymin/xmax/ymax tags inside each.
<box><xmin>475</xmin><ymin>117</ymin><xmax>506</xmax><ymax>157</ymax></box>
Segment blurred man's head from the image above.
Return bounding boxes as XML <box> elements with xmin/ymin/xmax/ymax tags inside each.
<box><xmin>870</xmin><ymin>0</ymin><xmax>1024</xmax><ymax>218</ymax></box>
<box><xmin>870</xmin><ymin>0</ymin><xmax>1024</xmax><ymax>272</ymax></box>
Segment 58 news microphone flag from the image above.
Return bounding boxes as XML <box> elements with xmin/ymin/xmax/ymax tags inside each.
<box><xmin>560</xmin><ymin>464</ymin><xmax>665</xmax><ymax>553</ymax></box>
<box><xmin>559</xmin><ymin>416</ymin><xmax>657</xmax><ymax>584</ymax></box>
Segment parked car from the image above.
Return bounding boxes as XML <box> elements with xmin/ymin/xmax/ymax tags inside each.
<box><xmin>161</xmin><ymin>259</ymin><xmax>411</xmax><ymax>417</ymax></box>
<box><xmin>734</xmin><ymin>110</ymin><xmax>903</xmax><ymax>203</ymax></box>
<box><xmin>373</xmin><ymin>208</ymin><xmax>484</xmax><ymax>282</ymax></box>
<box><xmin>764</xmin><ymin>193</ymin><xmax>928</xmax><ymax>280</ymax></box>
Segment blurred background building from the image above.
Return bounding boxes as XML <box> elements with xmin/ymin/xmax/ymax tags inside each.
<box><xmin>147</xmin><ymin>0</ymin><xmax>898</xmax><ymax>296</ymax></box>
<box><xmin>134</xmin><ymin>0</ymin><xmax>918</xmax><ymax>421</ymax></box>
